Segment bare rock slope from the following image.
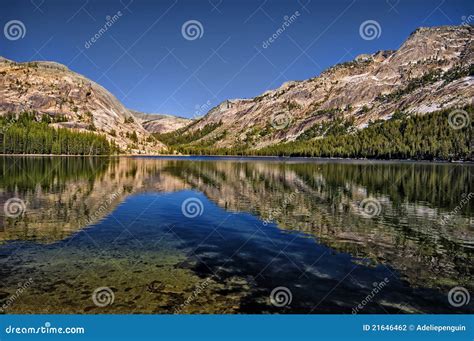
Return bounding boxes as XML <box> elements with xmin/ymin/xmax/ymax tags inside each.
<box><xmin>181</xmin><ymin>25</ymin><xmax>473</xmax><ymax>149</ymax></box>
<box><xmin>130</xmin><ymin>110</ymin><xmax>192</xmax><ymax>134</ymax></box>
<box><xmin>0</xmin><ymin>58</ymin><xmax>165</xmax><ymax>153</ymax></box>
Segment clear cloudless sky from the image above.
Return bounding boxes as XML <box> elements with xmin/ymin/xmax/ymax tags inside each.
<box><xmin>1</xmin><ymin>0</ymin><xmax>473</xmax><ymax>117</ymax></box>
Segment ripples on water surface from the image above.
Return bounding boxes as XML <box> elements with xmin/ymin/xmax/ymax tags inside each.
<box><xmin>0</xmin><ymin>156</ymin><xmax>472</xmax><ymax>313</ymax></box>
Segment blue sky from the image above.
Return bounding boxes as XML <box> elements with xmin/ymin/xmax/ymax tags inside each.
<box><xmin>1</xmin><ymin>0</ymin><xmax>473</xmax><ymax>118</ymax></box>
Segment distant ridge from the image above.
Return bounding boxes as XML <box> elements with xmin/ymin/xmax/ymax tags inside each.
<box><xmin>173</xmin><ymin>25</ymin><xmax>473</xmax><ymax>150</ymax></box>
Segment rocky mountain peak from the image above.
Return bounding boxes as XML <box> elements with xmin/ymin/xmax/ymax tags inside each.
<box><xmin>0</xmin><ymin>58</ymin><xmax>165</xmax><ymax>153</ymax></box>
<box><xmin>176</xmin><ymin>25</ymin><xmax>473</xmax><ymax>150</ymax></box>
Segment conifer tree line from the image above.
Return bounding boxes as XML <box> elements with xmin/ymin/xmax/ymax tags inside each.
<box><xmin>0</xmin><ymin>112</ymin><xmax>114</xmax><ymax>155</ymax></box>
<box><xmin>1</xmin><ymin>107</ymin><xmax>471</xmax><ymax>160</ymax></box>
<box><xmin>171</xmin><ymin>106</ymin><xmax>473</xmax><ymax>161</ymax></box>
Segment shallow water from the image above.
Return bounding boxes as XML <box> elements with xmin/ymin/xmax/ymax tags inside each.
<box><xmin>0</xmin><ymin>156</ymin><xmax>472</xmax><ymax>313</ymax></box>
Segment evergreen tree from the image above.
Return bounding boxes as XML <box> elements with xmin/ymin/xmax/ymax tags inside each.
<box><xmin>0</xmin><ymin>112</ymin><xmax>114</xmax><ymax>155</ymax></box>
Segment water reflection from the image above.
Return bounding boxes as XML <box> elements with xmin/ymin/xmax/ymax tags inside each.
<box><xmin>0</xmin><ymin>156</ymin><xmax>472</xmax><ymax>313</ymax></box>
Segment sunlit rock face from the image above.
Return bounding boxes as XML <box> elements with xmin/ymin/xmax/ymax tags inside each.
<box><xmin>0</xmin><ymin>59</ymin><xmax>165</xmax><ymax>154</ymax></box>
<box><xmin>182</xmin><ymin>26</ymin><xmax>473</xmax><ymax>148</ymax></box>
<box><xmin>130</xmin><ymin>111</ymin><xmax>192</xmax><ymax>134</ymax></box>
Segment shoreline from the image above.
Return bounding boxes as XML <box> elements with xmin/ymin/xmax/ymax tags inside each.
<box><xmin>0</xmin><ymin>153</ymin><xmax>472</xmax><ymax>164</ymax></box>
<box><xmin>132</xmin><ymin>155</ymin><xmax>474</xmax><ymax>165</ymax></box>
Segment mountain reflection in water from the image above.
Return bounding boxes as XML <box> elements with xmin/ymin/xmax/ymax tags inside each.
<box><xmin>0</xmin><ymin>156</ymin><xmax>472</xmax><ymax>314</ymax></box>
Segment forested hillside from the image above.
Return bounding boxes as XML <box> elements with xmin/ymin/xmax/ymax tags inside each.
<box><xmin>0</xmin><ymin>58</ymin><xmax>164</xmax><ymax>154</ymax></box>
<box><xmin>0</xmin><ymin>112</ymin><xmax>114</xmax><ymax>155</ymax></box>
<box><xmin>170</xmin><ymin>107</ymin><xmax>472</xmax><ymax>161</ymax></box>
<box><xmin>169</xmin><ymin>26</ymin><xmax>473</xmax><ymax>151</ymax></box>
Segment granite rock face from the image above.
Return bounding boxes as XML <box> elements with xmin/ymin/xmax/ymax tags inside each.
<box><xmin>181</xmin><ymin>26</ymin><xmax>473</xmax><ymax>149</ymax></box>
<box><xmin>1</xmin><ymin>26</ymin><xmax>472</xmax><ymax>152</ymax></box>
<box><xmin>0</xmin><ymin>58</ymin><xmax>165</xmax><ymax>153</ymax></box>
<box><xmin>130</xmin><ymin>111</ymin><xmax>192</xmax><ymax>134</ymax></box>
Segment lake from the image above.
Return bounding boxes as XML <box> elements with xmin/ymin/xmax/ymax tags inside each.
<box><xmin>0</xmin><ymin>156</ymin><xmax>472</xmax><ymax>314</ymax></box>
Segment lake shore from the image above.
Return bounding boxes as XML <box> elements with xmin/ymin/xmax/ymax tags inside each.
<box><xmin>1</xmin><ymin>153</ymin><xmax>473</xmax><ymax>164</ymax></box>
<box><xmin>133</xmin><ymin>155</ymin><xmax>474</xmax><ymax>166</ymax></box>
